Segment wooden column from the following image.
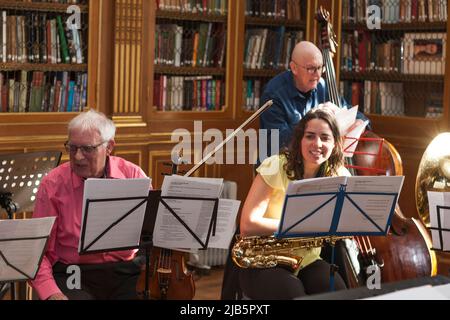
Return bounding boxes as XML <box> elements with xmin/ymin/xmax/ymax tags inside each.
<box><xmin>112</xmin><ymin>0</ymin><xmax>146</xmax><ymax>127</ymax></box>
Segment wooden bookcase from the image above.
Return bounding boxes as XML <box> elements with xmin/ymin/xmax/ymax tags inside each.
<box><xmin>0</xmin><ymin>0</ymin><xmax>100</xmax><ymax>148</ymax></box>
<box><xmin>238</xmin><ymin>0</ymin><xmax>307</xmax><ymax>118</ymax></box>
<box><xmin>338</xmin><ymin>0</ymin><xmax>450</xmax><ymax>274</ymax></box>
<box><xmin>338</xmin><ymin>3</ymin><xmax>450</xmax><ymax>216</ymax></box>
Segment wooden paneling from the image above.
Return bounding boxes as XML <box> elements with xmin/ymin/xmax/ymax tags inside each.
<box><xmin>113</xmin><ymin>149</ymin><xmax>143</xmax><ymax>168</ymax></box>
<box><xmin>113</xmin><ymin>0</ymin><xmax>143</xmax><ymax>115</ymax></box>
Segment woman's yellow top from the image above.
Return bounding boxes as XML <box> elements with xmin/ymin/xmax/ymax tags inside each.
<box><xmin>256</xmin><ymin>154</ymin><xmax>349</xmax><ymax>272</ymax></box>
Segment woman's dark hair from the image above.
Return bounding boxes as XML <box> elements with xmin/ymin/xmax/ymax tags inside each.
<box><xmin>282</xmin><ymin>108</ymin><xmax>344</xmax><ymax>180</ymax></box>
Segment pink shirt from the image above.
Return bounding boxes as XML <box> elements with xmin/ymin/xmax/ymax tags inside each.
<box><xmin>30</xmin><ymin>156</ymin><xmax>149</xmax><ymax>300</ymax></box>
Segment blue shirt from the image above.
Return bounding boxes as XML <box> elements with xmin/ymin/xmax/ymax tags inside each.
<box><xmin>259</xmin><ymin>70</ymin><xmax>369</xmax><ymax>161</ymax></box>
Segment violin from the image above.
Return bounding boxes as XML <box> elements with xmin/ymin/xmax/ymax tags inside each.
<box><xmin>136</xmin><ymin>157</ymin><xmax>195</xmax><ymax>300</ymax></box>
<box><xmin>316</xmin><ymin>7</ymin><xmax>437</xmax><ymax>286</ymax></box>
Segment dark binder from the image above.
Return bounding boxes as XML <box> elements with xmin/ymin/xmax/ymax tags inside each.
<box><xmin>429</xmin><ymin>204</ymin><xmax>450</xmax><ymax>252</ymax></box>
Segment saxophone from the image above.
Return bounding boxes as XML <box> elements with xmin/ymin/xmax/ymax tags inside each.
<box><xmin>232</xmin><ymin>235</ymin><xmax>349</xmax><ymax>270</ymax></box>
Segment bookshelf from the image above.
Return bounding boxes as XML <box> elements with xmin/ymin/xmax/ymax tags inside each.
<box><xmin>238</xmin><ymin>0</ymin><xmax>307</xmax><ymax>115</ymax></box>
<box><xmin>337</xmin><ymin>0</ymin><xmax>450</xmax><ymax>273</ymax></box>
<box><xmin>0</xmin><ymin>0</ymin><xmax>89</xmax><ymax>114</ymax></box>
<box><xmin>0</xmin><ymin>0</ymin><xmax>101</xmax><ymax>139</ymax></box>
<box><xmin>150</xmin><ymin>1</ymin><xmax>230</xmax><ymax>117</ymax></box>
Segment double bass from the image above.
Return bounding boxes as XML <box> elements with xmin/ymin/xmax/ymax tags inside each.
<box><xmin>316</xmin><ymin>7</ymin><xmax>436</xmax><ymax>286</ymax></box>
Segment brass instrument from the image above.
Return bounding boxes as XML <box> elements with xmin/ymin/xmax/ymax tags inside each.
<box><xmin>415</xmin><ymin>132</ymin><xmax>450</xmax><ymax>226</ymax></box>
<box><xmin>232</xmin><ymin>235</ymin><xmax>349</xmax><ymax>270</ymax></box>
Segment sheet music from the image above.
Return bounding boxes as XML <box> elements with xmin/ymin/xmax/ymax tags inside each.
<box><xmin>335</xmin><ymin>105</ymin><xmax>358</xmax><ymax>136</ymax></box>
<box><xmin>334</xmin><ymin>106</ymin><xmax>368</xmax><ymax>158</ymax></box>
<box><xmin>161</xmin><ymin>175</ymin><xmax>224</xmax><ymax>196</ymax></box>
<box><xmin>0</xmin><ymin>217</ymin><xmax>55</xmax><ymax>281</ymax></box>
<box><xmin>338</xmin><ymin>176</ymin><xmax>404</xmax><ymax>232</ymax></box>
<box><xmin>427</xmin><ymin>191</ymin><xmax>450</xmax><ymax>250</ymax></box>
<box><xmin>278</xmin><ymin>176</ymin><xmax>404</xmax><ymax>236</ymax></box>
<box><xmin>282</xmin><ymin>177</ymin><xmax>346</xmax><ymax>233</ymax></box>
<box><xmin>207</xmin><ymin>199</ymin><xmax>240</xmax><ymax>248</ymax></box>
<box><xmin>153</xmin><ymin>175</ymin><xmax>240</xmax><ymax>250</ymax></box>
<box><xmin>343</xmin><ymin>120</ymin><xmax>369</xmax><ymax>157</ymax></box>
<box><xmin>79</xmin><ymin>178</ymin><xmax>151</xmax><ymax>253</ymax></box>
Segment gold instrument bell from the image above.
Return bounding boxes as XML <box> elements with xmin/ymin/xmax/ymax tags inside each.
<box><xmin>415</xmin><ymin>132</ymin><xmax>450</xmax><ymax>227</ymax></box>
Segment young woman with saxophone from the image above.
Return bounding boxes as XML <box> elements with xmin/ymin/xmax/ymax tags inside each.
<box><xmin>238</xmin><ymin>107</ymin><xmax>350</xmax><ymax>299</ymax></box>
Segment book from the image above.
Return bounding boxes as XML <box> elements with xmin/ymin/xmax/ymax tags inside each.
<box><xmin>403</xmin><ymin>32</ymin><xmax>446</xmax><ymax>75</ymax></box>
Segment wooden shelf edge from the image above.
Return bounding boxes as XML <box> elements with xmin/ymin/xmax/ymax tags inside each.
<box><xmin>154</xmin><ymin>65</ymin><xmax>225</xmax><ymax>76</ymax></box>
<box><xmin>0</xmin><ymin>0</ymin><xmax>88</xmax><ymax>13</ymax></box>
<box><xmin>156</xmin><ymin>9</ymin><xmax>227</xmax><ymax>23</ymax></box>
<box><xmin>341</xmin><ymin>71</ymin><xmax>444</xmax><ymax>82</ymax></box>
<box><xmin>245</xmin><ymin>16</ymin><xmax>306</xmax><ymax>28</ymax></box>
<box><xmin>342</xmin><ymin>21</ymin><xmax>447</xmax><ymax>32</ymax></box>
<box><xmin>0</xmin><ymin>62</ymin><xmax>88</xmax><ymax>72</ymax></box>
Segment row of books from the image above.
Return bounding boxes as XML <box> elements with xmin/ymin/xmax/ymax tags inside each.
<box><xmin>156</xmin><ymin>0</ymin><xmax>228</xmax><ymax>15</ymax></box>
<box><xmin>342</xmin><ymin>0</ymin><xmax>448</xmax><ymax>24</ymax></box>
<box><xmin>0</xmin><ymin>71</ymin><xmax>87</xmax><ymax>112</ymax></box>
<box><xmin>155</xmin><ymin>23</ymin><xmax>226</xmax><ymax>68</ymax></box>
<box><xmin>0</xmin><ymin>11</ymin><xmax>85</xmax><ymax>64</ymax></box>
<box><xmin>153</xmin><ymin>75</ymin><xmax>225</xmax><ymax>111</ymax></box>
<box><xmin>244</xmin><ymin>27</ymin><xmax>303</xmax><ymax>70</ymax></box>
<box><xmin>243</xmin><ymin>78</ymin><xmax>264</xmax><ymax>111</ymax></box>
<box><xmin>424</xmin><ymin>91</ymin><xmax>443</xmax><ymax>118</ymax></box>
<box><xmin>342</xmin><ymin>79</ymin><xmax>444</xmax><ymax>118</ymax></box>
<box><xmin>27</xmin><ymin>1</ymin><xmax>86</xmax><ymax>3</ymax></box>
<box><xmin>341</xmin><ymin>80</ymin><xmax>405</xmax><ymax>117</ymax></box>
<box><xmin>341</xmin><ymin>31</ymin><xmax>446</xmax><ymax>75</ymax></box>
<box><xmin>244</xmin><ymin>0</ymin><xmax>304</xmax><ymax>20</ymax></box>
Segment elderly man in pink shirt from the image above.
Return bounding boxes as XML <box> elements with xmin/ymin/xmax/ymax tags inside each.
<box><xmin>30</xmin><ymin>109</ymin><xmax>150</xmax><ymax>300</ymax></box>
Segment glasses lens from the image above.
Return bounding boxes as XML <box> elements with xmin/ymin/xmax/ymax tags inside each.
<box><xmin>307</xmin><ymin>66</ymin><xmax>324</xmax><ymax>74</ymax></box>
<box><xmin>81</xmin><ymin>146</ymin><xmax>95</xmax><ymax>154</ymax></box>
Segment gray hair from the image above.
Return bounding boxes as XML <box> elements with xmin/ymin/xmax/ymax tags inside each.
<box><xmin>68</xmin><ymin>109</ymin><xmax>116</xmax><ymax>141</ymax></box>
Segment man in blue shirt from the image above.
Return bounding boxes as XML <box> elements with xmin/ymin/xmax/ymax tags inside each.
<box><xmin>259</xmin><ymin>41</ymin><xmax>369</xmax><ymax>161</ymax></box>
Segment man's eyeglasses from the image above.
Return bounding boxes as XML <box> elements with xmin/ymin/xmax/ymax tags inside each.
<box><xmin>292</xmin><ymin>61</ymin><xmax>326</xmax><ymax>74</ymax></box>
<box><xmin>64</xmin><ymin>141</ymin><xmax>106</xmax><ymax>155</ymax></box>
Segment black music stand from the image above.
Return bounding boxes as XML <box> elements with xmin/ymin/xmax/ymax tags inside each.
<box><xmin>77</xmin><ymin>185</ymin><xmax>219</xmax><ymax>300</ymax></box>
<box><xmin>0</xmin><ymin>151</ymin><xmax>62</xmax><ymax>217</ymax></box>
<box><xmin>429</xmin><ymin>204</ymin><xmax>450</xmax><ymax>253</ymax></box>
<box><xmin>0</xmin><ymin>217</ymin><xmax>55</xmax><ymax>284</ymax></box>
<box><xmin>138</xmin><ymin>190</ymin><xmax>219</xmax><ymax>300</ymax></box>
<box><xmin>138</xmin><ymin>190</ymin><xmax>160</xmax><ymax>300</ymax></box>
<box><xmin>0</xmin><ymin>151</ymin><xmax>61</xmax><ymax>300</ymax></box>
<box><xmin>277</xmin><ymin>177</ymin><xmax>402</xmax><ymax>292</ymax></box>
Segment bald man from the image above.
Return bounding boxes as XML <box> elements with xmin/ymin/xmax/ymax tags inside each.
<box><xmin>259</xmin><ymin>41</ymin><xmax>369</xmax><ymax>161</ymax></box>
